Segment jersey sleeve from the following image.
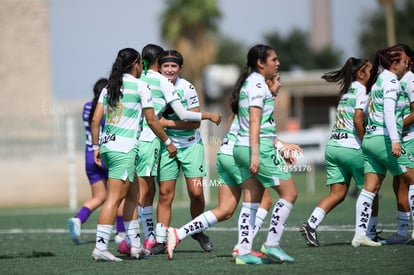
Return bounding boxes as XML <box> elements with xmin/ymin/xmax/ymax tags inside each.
<box><xmin>383</xmin><ymin>78</ymin><xmax>399</xmax><ymax>101</ymax></box>
<box><xmin>355</xmin><ymin>90</ymin><xmax>368</xmax><ymax>110</ymax></box>
<box><xmin>139</xmin><ymin>82</ymin><xmax>154</xmax><ymax>109</ymax></box>
<box><xmin>98</xmin><ymin>88</ymin><xmax>107</xmax><ymax>104</ymax></box>
<box><xmin>184</xmin><ymin>82</ymin><xmax>200</xmax><ymax>109</ymax></box>
<box><xmin>248</xmin><ymin>81</ymin><xmax>266</xmax><ymax>109</ymax></box>
<box><xmin>161</xmin><ymin>77</ymin><xmax>180</xmax><ymax>104</ymax></box>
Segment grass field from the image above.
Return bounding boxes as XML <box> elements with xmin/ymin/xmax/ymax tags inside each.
<box><xmin>1</xmin><ymin>169</ymin><xmax>414</xmax><ymax>275</ymax></box>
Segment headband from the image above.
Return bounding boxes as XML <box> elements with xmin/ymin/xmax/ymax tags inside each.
<box><xmin>159</xmin><ymin>56</ymin><xmax>183</xmax><ymax>66</ymax></box>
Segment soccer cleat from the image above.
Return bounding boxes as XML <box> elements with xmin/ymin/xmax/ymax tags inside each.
<box><xmin>191</xmin><ymin>232</ymin><xmax>213</xmax><ymax>252</ymax></box>
<box><xmin>299</xmin><ymin>222</ymin><xmax>319</xmax><ymax>247</ymax></box>
<box><xmin>166</xmin><ymin>227</ymin><xmax>180</xmax><ymax>260</ymax></box>
<box><xmin>231</xmin><ymin>246</ymin><xmax>266</xmax><ymax>259</ymax></box>
<box><xmin>149</xmin><ymin>242</ymin><xmax>166</xmax><ymax>255</ymax></box>
<box><xmin>144</xmin><ymin>238</ymin><xmax>157</xmax><ymax>250</ymax></box>
<box><xmin>114</xmin><ymin>232</ymin><xmax>125</xmax><ymax>244</ymax></box>
<box><xmin>371</xmin><ymin>230</ymin><xmax>385</xmax><ymax>242</ymax></box>
<box><xmin>130</xmin><ymin>245</ymin><xmax>150</xmax><ymax>259</ymax></box>
<box><xmin>67</xmin><ymin>217</ymin><xmax>81</xmax><ymax>245</ymax></box>
<box><xmin>351</xmin><ymin>234</ymin><xmax>382</xmax><ymax>247</ymax></box>
<box><xmin>384</xmin><ymin>232</ymin><xmax>409</xmax><ymax>245</ymax></box>
<box><xmin>92</xmin><ymin>248</ymin><xmax>122</xmax><ymax>262</ymax></box>
<box><xmin>235</xmin><ymin>253</ymin><xmax>271</xmax><ymax>265</ymax></box>
<box><xmin>117</xmin><ymin>240</ymin><xmax>131</xmax><ymax>256</ymax></box>
<box><xmin>261</xmin><ymin>244</ymin><xmax>294</xmax><ymax>262</ymax></box>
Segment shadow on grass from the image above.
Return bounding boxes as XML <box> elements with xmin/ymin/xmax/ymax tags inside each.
<box><xmin>0</xmin><ymin>251</ymin><xmax>55</xmax><ymax>259</ymax></box>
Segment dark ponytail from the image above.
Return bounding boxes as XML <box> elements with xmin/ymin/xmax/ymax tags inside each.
<box><xmin>107</xmin><ymin>48</ymin><xmax>140</xmax><ymax>108</ymax></box>
<box><xmin>366</xmin><ymin>46</ymin><xmax>404</xmax><ymax>93</ymax></box>
<box><xmin>322</xmin><ymin>57</ymin><xmax>369</xmax><ymax>98</ymax></box>
<box><xmin>229</xmin><ymin>44</ymin><xmax>273</xmax><ymax>114</ymax></box>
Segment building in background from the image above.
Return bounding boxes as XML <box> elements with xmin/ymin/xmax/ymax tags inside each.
<box><xmin>310</xmin><ymin>0</ymin><xmax>332</xmax><ymax>52</ymax></box>
<box><xmin>0</xmin><ymin>0</ymin><xmax>53</xmax><ymax>156</ymax></box>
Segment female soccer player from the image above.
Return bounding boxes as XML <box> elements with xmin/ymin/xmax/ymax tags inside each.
<box><xmin>67</xmin><ymin>78</ymin><xmax>126</xmax><ymax>245</ymax></box>
<box><xmin>352</xmin><ymin>45</ymin><xmax>414</xmax><ymax>247</ymax></box>
<box><xmin>299</xmin><ymin>57</ymin><xmax>376</xmax><ymax>247</ymax></box>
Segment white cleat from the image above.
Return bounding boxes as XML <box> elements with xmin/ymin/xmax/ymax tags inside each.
<box><xmin>67</xmin><ymin>217</ymin><xmax>81</xmax><ymax>245</ymax></box>
<box><xmin>91</xmin><ymin>248</ymin><xmax>122</xmax><ymax>262</ymax></box>
<box><xmin>351</xmin><ymin>234</ymin><xmax>382</xmax><ymax>247</ymax></box>
<box><xmin>130</xmin><ymin>246</ymin><xmax>150</xmax><ymax>259</ymax></box>
<box><xmin>167</xmin><ymin>227</ymin><xmax>180</xmax><ymax>260</ymax></box>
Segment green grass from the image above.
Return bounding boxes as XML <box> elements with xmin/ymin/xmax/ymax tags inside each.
<box><xmin>1</xmin><ymin>168</ymin><xmax>414</xmax><ymax>274</ymax></box>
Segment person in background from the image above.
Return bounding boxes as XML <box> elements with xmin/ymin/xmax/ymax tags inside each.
<box><xmin>90</xmin><ymin>47</ymin><xmax>177</xmax><ymax>261</ymax></box>
<box><xmin>299</xmin><ymin>57</ymin><xmax>377</xmax><ymax>246</ymax></box>
<box><xmin>67</xmin><ymin>78</ymin><xmax>125</xmax><ymax>245</ymax></box>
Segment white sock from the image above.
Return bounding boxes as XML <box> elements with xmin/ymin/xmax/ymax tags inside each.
<box><xmin>155</xmin><ymin>223</ymin><xmax>167</xmax><ymax>243</ymax></box>
<box><xmin>396</xmin><ymin>211</ymin><xmax>410</xmax><ymax>237</ymax></box>
<box><xmin>142</xmin><ymin>206</ymin><xmax>155</xmax><ymax>241</ymax></box>
<box><xmin>95</xmin><ymin>224</ymin><xmax>113</xmax><ymax>250</ymax></box>
<box><xmin>265</xmin><ymin>199</ymin><xmax>293</xmax><ymax>247</ymax></box>
<box><xmin>253</xmin><ymin>207</ymin><xmax>268</xmax><ymax>239</ymax></box>
<box><xmin>237</xmin><ymin>202</ymin><xmax>259</xmax><ymax>256</ymax></box>
<box><xmin>355</xmin><ymin>189</ymin><xmax>375</xmax><ymax>236</ymax></box>
<box><xmin>124</xmin><ymin>220</ymin><xmax>141</xmax><ymax>248</ymax></box>
<box><xmin>176</xmin><ymin>210</ymin><xmax>218</xmax><ymax>240</ymax></box>
<box><xmin>307</xmin><ymin>207</ymin><xmax>326</xmax><ymax>230</ymax></box>
<box><xmin>366</xmin><ymin>215</ymin><xmax>378</xmax><ymax>239</ymax></box>
<box><xmin>409</xmin><ymin>185</ymin><xmax>414</xmax><ymax>232</ymax></box>
<box><xmin>137</xmin><ymin>206</ymin><xmax>143</xmax><ymax>225</ymax></box>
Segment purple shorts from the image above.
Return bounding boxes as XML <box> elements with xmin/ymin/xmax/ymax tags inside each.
<box><xmin>85</xmin><ymin>149</ymin><xmax>108</xmax><ymax>185</ymax></box>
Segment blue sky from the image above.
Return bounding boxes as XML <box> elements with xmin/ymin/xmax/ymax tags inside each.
<box><xmin>49</xmin><ymin>0</ymin><xmax>379</xmax><ymax>101</ymax></box>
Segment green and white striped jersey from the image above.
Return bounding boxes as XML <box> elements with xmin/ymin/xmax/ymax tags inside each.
<box><xmin>139</xmin><ymin>70</ymin><xmax>180</xmax><ymax>142</ymax></box>
<box><xmin>163</xmin><ymin>77</ymin><xmax>201</xmax><ymax>148</ymax></box>
<box><xmin>329</xmin><ymin>81</ymin><xmax>365</xmax><ymax>149</ymax></box>
<box><xmin>236</xmin><ymin>72</ymin><xmax>276</xmax><ymax>147</ymax></box>
<box><xmin>365</xmin><ymin>69</ymin><xmax>406</xmax><ymax>141</ymax></box>
<box><xmin>98</xmin><ymin>74</ymin><xmax>153</xmax><ymax>153</ymax></box>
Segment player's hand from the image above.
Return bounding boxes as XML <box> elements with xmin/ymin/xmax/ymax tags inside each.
<box><xmin>166</xmin><ymin>143</ymin><xmax>177</xmax><ymax>158</ymax></box>
<box><xmin>94</xmin><ymin>149</ymin><xmax>103</xmax><ymax>167</ymax></box>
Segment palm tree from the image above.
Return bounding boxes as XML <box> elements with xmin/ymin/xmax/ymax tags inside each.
<box><xmin>378</xmin><ymin>0</ymin><xmax>396</xmax><ymax>46</ymax></box>
<box><xmin>160</xmin><ymin>0</ymin><xmax>221</xmax><ymax>106</ymax></box>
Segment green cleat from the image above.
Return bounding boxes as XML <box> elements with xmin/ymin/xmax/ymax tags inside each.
<box><xmin>261</xmin><ymin>244</ymin><xmax>294</xmax><ymax>262</ymax></box>
<box><xmin>235</xmin><ymin>253</ymin><xmax>271</xmax><ymax>265</ymax></box>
